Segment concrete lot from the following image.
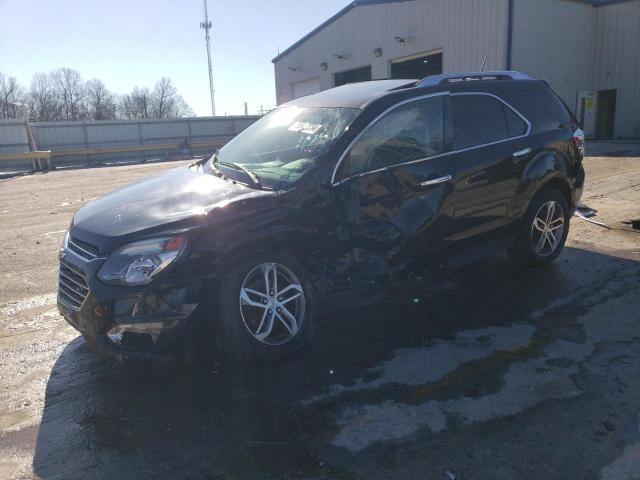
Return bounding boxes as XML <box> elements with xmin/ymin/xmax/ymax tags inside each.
<box><xmin>0</xmin><ymin>153</ymin><xmax>639</xmax><ymax>479</ymax></box>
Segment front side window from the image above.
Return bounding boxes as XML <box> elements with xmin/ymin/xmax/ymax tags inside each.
<box><xmin>452</xmin><ymin>94</ymin><xmax>527</xmax><ymax>150</ymax></box>
<box><xmin>341</xmin><ymin>95</ymin><xmax>447</xmax><ymax>178</ymax></box>
<box><xmin>212</xmin><ymin>106</ymin><xmax>359</xmax><ymax>188</ymax></box>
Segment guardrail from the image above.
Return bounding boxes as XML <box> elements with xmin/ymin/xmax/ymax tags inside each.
<box><xmin>0</xmin><ymin>115</ymin><xmax>260</xmax><ymax>173</ymax></box>
<box><xmin>0</xmin><ymin>140</ymin><xmax>225</xmax><ymax>171</ymax></box>
<box><xmin>0</xmin><ymin>150</ymin><xmax>52</xmax><ymax>161</ymax></box>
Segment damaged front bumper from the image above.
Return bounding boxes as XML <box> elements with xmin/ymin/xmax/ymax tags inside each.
<box><xmin>57</xmin><ymin>249</ymin><xmax>209</xmax><ymax>361</ymax></box>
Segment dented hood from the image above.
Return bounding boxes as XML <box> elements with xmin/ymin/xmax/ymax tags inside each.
<box><xmin>71</xmin><ymin>165</ymin><xmax>276</xmax><ymax>251</ymax></box>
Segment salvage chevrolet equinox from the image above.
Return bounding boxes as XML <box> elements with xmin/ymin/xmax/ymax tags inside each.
<box><xmin>58</xmin><ymin>71</ymin><xmax>585</xmax><ymax>362</ymax></box>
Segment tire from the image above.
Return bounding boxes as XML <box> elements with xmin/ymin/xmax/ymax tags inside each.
<box><xmin>215</xmin><ymin>252</ymin><xmax>314</xmax><ymax>362</ymax></box>
<box><xmin>508</xmin><ymin>188</ymin><xmax>570</xmax><ymax>266</ymax></box>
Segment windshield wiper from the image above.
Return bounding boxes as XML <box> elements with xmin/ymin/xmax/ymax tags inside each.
<box><xmin>218</xmin><ymin>161</ymin><xmax>262</xmax><ymax>188</ymax></box>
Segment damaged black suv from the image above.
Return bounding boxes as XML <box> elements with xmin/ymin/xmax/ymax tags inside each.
<box><xmin>58</xmin><ymin>71</ymin><xmax>585</xmax><ymax>362</ymax></box>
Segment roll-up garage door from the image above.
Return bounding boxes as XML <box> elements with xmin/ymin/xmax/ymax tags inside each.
<box><xmin>292</xmin><ymin>78</ymin><xmax>321</xmax><ymax>99</ymax></box>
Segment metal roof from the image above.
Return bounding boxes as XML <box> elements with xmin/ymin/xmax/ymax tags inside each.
<box><xmin>272</xmin><ymin>0</ymin><xmax>634</xmax><ymax>63</ymax></box>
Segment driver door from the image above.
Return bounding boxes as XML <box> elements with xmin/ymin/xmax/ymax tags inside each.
<box><xmin>329</xmin><ymin>93</ymin><xmax>456</xmax><ymax>284</ymax></box>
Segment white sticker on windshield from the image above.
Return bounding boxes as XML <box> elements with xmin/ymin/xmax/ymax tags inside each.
<box><xmin>288</xmin><ymin>121</ymin><xmax>322</xmax><ymax>134</ymax></box>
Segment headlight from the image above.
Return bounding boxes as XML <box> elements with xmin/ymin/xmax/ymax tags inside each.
<box><xmin>98</xmin><ymin>236</ymin><xmax>187</xmax><ymax>286</ymax></box>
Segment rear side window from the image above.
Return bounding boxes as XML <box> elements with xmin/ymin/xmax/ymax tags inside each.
<box><xmin>452</xmin><ymin>94</ymin><xmax>527</xmax><ymax>150</ymax></box>
<box><xmin>517</xmin><ymin>86</ymin><xmax>574</xmax><ymax>124</ymax></box>
<box><xmin>504</xmin><ymin>106</ymin><xmax>528</xmax><ymax>136</ymax></box>
<box><xmin>343</xmin><ymin>95</ymin><xmax>447</xmax><ymax>177</ymax></box>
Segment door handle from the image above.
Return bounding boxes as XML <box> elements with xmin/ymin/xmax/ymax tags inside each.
<box><xmin>512</xmin><ymin>147</ymin><xmax>532</xmax><ymax>159</ymax></box>
<box><xmin>420</xmin><ymin>174</ymin><xmax>452</xmax><ymax>187</ymax></box>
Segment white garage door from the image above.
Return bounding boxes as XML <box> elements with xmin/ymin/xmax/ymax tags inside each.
<box><xmin>292</xmin><ymin>78</ymin><xmax>320</xmax><ymax>99</ymax></box>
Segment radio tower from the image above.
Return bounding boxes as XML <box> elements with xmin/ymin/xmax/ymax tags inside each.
<box><xmin>200</xmin><ymin>0</ymin><xmax>216</xmax><ymax>116</ymax></box>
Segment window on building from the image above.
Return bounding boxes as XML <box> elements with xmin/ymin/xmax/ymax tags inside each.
<box><xmin>452</xmin><ymin>94</ymin><xmax>525</xmax><ymax>150</ymax></box>
<box><xmin>342</xmin><ymin>95</ymin><xmax>447</xmax><ymax>177</ymax></box>
<box><xmin>334</xmin><ymin>65</ymin><xmax>372</xmax><ymax>87</ymax></box>
<box><xmin>391</xmin><ymin>52</ymin><xmax>443</xmax><ymax>79</ymax></box>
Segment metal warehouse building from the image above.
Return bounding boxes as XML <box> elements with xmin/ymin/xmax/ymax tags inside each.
<box><xmin>272</xmin><ymin>0</ymin><xmax>640</xmax><ymax>139</ymax></box>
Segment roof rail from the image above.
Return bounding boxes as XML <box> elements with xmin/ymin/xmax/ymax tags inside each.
<box><xmin>417</xmin><ymin>70</ymin><xmax>533</xmax><ymax>88</ymax></box>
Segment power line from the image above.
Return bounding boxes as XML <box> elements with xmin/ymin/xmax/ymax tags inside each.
<box><xmin>200</xmin><ymin>0</ymin><xmax>216</xmax><ymax>116</ymax></box>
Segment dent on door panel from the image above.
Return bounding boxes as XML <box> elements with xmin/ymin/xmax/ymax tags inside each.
<box><xmin>333</xmin><ymin>165</ymin><xmax>452</xmax><ymax>280</ymax></box>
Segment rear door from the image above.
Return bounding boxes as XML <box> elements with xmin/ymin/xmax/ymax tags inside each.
<box><xmin>449</xmin><ymin>92</ymin><xmax>531</xmax><ymax>249</ymax></box>
<box><xmin>329</xmin><ymin>92</ymin><xmax>456</xmax><ymax>282</ymax></box>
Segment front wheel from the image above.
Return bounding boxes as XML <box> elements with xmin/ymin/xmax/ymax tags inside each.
<box><xmin>216</xmin><ymin>253</ymin><xmax>313</xmax><ymax>362</ymax></box>
<box><xmin>508</xmin><ymin>189</ymin><xmax>570</xmax><ymax>266</ymax></box>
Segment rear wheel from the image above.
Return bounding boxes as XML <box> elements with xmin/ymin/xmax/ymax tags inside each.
<box><xmin>508</xmin><ymin>189</ymin><xmax>570</xmax><ymax>266</ymax></box>
<box><xmin>216</xmin><ymin>253</ymin><xmax>313</xmax><ymax>362</ymax></box>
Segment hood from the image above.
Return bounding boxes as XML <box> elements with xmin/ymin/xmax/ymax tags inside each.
<box><xmin>71</xmin><ymin>165</ymin><xmax>276</xmax><ymax>252</ymax></box>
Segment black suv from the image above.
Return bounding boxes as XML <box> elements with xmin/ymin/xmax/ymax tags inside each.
<box><xmin>58</xmin><ymin>71</ymin><xmax>585</xmax><ymax>362</ymax></box>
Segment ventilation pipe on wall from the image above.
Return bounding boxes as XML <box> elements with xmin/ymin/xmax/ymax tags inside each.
<box><xmin>506</xmin><ymin>0</ymin><xmax>514</xmax><ymax>70</ymax></box>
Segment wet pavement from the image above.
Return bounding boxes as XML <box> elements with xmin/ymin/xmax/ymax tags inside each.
<box><xmin>1</xmin><ymin>157</ymin><xmax>639</xmax><ymax>479</ymax></box>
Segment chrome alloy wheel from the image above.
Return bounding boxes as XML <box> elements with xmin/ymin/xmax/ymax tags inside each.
<box><xmin>239</xmin><ymin>262</ymin><xmax>305</xmax><ymax>345</ymax></box>
<box><xmin>531</xmin><ymin>200</ymin><xmax>565</xmax><ymax>256</ymax></box>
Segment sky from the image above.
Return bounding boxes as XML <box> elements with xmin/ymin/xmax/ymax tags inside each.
<box><xmin>0</xmin><ymin>0</ymin><xmax>350</xmax><ymax>116</ymax></box>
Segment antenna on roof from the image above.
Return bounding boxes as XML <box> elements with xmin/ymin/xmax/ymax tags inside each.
<box><xmin>480</xmin><ymin>56</ymin><xmax>488</xmax><ymax>72</ymax></box>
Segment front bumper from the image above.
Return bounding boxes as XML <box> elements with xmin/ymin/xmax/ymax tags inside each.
<box><xmin>57</xmin><ymin>248</ymin><xmax>207</xmax><ymax>360</ymax></box>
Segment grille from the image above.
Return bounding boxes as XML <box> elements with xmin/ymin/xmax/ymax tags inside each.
<box><xmin>67</xmin><ymin>237</ymin><xmax>100</xmax><ymax>261</ymax></box>
<box><xmin>58</xmin><ymin>263</ymin><xmax>90</xmax><ymax>310</ymax></box>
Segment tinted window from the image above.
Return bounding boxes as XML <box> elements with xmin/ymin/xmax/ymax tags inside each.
<box><xmin>518</xmin><ymin>86</ymin><xmax>573</xmax><ymax>124</ymax></box>
<box><xmin>504</xmin><ymin>105</ymin><xmax>528</xmax><ymax>136</ymax></box>
<box><xmin>343</xmin><ymin>95</ymin><xmax>446</xmax><ymax>177</ymax></box>
<box><xmin>452</xmin><ymin>94</ymin><xmax>510</xmax><ymax>150</ymax></box>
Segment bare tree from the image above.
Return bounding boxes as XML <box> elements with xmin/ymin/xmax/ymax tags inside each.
<box><xmin>0</xmin><ymin>73</ymin><xmax>26</xmax><ymax>119</ymax></box>
<box><xmin>120</xmin><ymin>86</ymin><xmax>153</xmax><ymax>119</ymax></box>
<box><xmin>152</xmin><ymin>77</ymin><xmax>178</xmax><ymax>118</ymax></box>
<box><xmin>28</xmin><ymin>72</ymin><xmax>59</xmax><ymax>121</ymax></box>
<box><xmin>2</xmin><ymin>69</ymin><xmax>195</xmax><ymax>121</ymax></box>
<box><xmin>172</xmin><ymin>94</ymin><xmax>195</xmax><ymax>118</ymax></box>
<box><xmin>85</xmin><ymin>79</ymin><xmax>116</xmax><ymax>120</ymax></box>
<box><xmin>52</xmin><ymin>68</ymin><xmax>86</xmax><ymax>120</ymax></box>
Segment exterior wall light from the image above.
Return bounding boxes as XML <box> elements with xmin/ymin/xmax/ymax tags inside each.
<box><xmin>320</xmin><ymin>62</ymin><xmax>328</xmax><ymax>71</ymax></box>
<box><xmin>334</xmin><ymin>54</ymin><xmax>347</xmax><ymax>60</ymax></box>
<box><xmin>394</xmin><ymin>36</ymin><xmax>406</xmax><ymax>43</ymax></box>
<box><xmin>373</xmin><ymin>47</ymin><xmax>383</xmax><ymax>57</ymax></box>
<box><xmin>288</xmin><ymin>66</ymin><xmax>297</xmax><ymax>72</ymax></box>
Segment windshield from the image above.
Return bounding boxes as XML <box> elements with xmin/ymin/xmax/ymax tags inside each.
<box><xmin>211</xmin><ymin>106</ymin><xmax>360</xmax><ymax>188</ymax></box>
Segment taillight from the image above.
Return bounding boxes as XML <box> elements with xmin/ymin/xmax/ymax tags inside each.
<box><xmin>572</xmin><ymin>128</ymin><xmax>585</xmax><ymax>157</ymax></box>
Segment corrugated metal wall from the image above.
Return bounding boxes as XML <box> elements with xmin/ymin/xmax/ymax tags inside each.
<box><xmin>0</xmin><ymin>119</ymin><xmax>30</xmax><ymax>154</ymax></box>
<box><xmin>512</xmin><ymin>0</ymin><xmax>640</xmax><ymax>139</ymax></box>
<box><xmin>511</xmin><ymin>0</ymin><xmax>597</xmax><ymax>108</ymax></box>
<box><xmin>592</xmin><ymin>0</ymin><xmax>640</xmax><ymax>138</ymax></box>
<box><xmin>0</xmin><ymin>116</ymin><xmax>260</xmax><ymax>172</ymax></box>
<box><xmin>274</xmin><ymin>0</ymin><xmax>639</xmax><ymax>138</ymax></box>
<box><xmin>274</xmin><ymin>0</ymin><xmax>509</xmax><ymax>104</ymax></box>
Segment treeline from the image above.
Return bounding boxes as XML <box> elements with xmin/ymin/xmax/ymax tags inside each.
<box><xmin>0</xmin><ymin>68</ymin><xmax>194</xmax><ymax>122</ymax></box>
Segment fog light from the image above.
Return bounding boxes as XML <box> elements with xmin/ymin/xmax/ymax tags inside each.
<box><xmin>93</xmin><ymin>304</ymin><xmax>106</xmax><ymax>318</ymax></box>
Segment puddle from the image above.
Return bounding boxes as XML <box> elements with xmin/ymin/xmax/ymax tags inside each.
<box><xmin>327</xmin><ymin>285</ymin><xmax>640</xmax><ymax>451</ymax></box>
<box><xmin>305</xmin><ymin>323</ymin><xmax>535</xmax><ymax>403</ymax></box>
<box><xmin>599</xmin><ymin>443</ymin><xmax>640</xmax><ymax>480</ymax></box>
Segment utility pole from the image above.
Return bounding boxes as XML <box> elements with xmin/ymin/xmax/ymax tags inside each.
<box><xmin>200</xmin><ymin>0</ymin><xmax>216</xmax><ymax>116</ymax></box>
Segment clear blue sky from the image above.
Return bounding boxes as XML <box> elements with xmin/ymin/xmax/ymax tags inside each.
<box><xmin>0</xmin><ymin>0</ymin><xmax>349</xmax><ymax>116</ymax></box>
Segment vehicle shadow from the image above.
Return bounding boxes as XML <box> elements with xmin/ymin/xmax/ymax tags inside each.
<box><xmin>32</xmin><ymin>246</ymin><xmax>638</xmax><ymax>479</ymax></box>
